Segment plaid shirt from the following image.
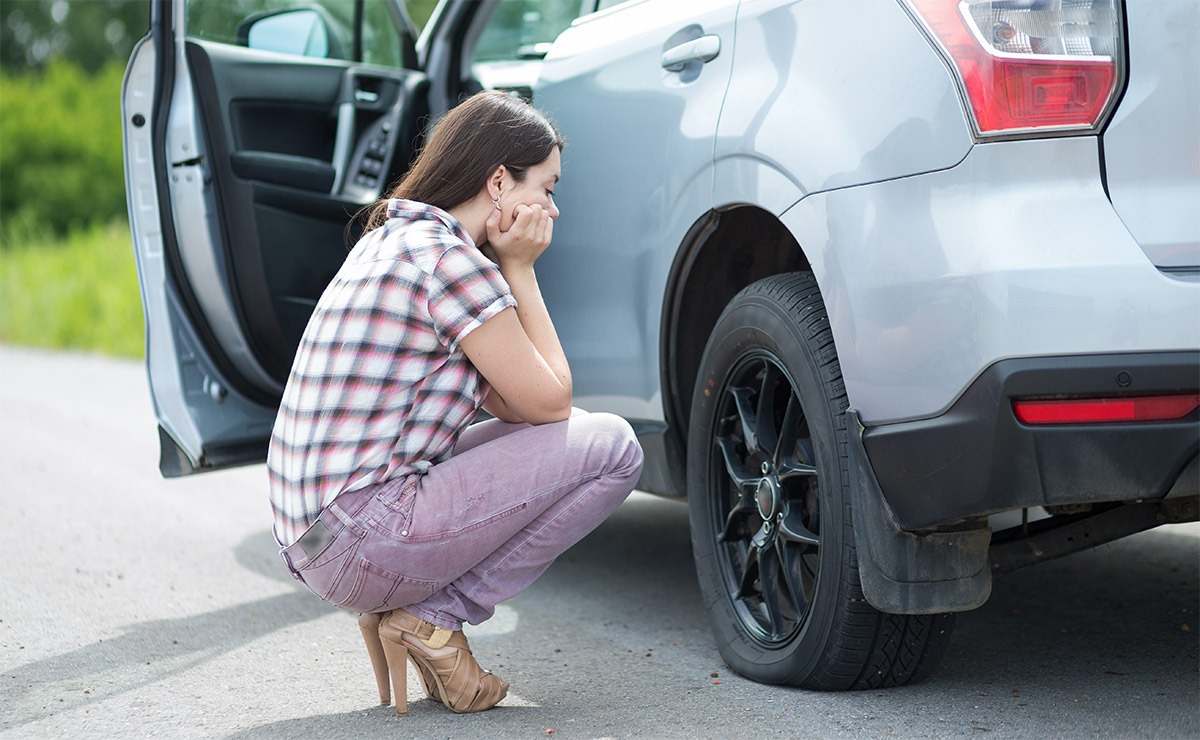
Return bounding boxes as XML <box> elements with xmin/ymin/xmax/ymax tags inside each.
<box><xmin>267</xmin><ymin>199</ymin><xmax>516</xmax><ymax>546</ymax></box>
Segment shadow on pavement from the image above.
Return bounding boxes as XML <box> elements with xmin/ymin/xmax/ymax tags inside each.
<box><xmin>233</xmin><ymin>525</ymin><xmax>303</xmax><ymax>585</ymax></box>
<box><xmin>224</xmin><ymin>703</ymin><xmax>545</xmax><ymax>739</ymax></box>
<box><xmin>523</xmin><ymin>493</ymin><xmax>706</xmax><ymax>631</ymax></box>
<box><xmin>1</xmin><ymin>531</ymin><xmax>325</xmax><ymax>733</ymax></box>
<box><xmin>937</xmin><ymin>528</ymin><xmax>1199</xmax><ymax>692</ymax></box>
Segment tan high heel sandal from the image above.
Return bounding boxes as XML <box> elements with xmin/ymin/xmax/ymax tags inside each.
<box><xmin>359</xmin><ymin>611</ymin><xmax>442</xmax><ymax>713</ymax></box>
<box><xmin>362</xmin><ymin>608</ymin><xmax>507</xmax><ymax>715</ymax></box>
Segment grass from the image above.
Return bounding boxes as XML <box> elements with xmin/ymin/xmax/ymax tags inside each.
<box><xmin>0</xmin><ymin>220</ymin><xmax>144</xmax><ymax>358</ymax></box>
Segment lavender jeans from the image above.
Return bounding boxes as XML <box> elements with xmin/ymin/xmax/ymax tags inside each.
<box><xmin>280</xmin><ymin>410</ymin><xmax>643</xmax><ymax>630</ymax></box>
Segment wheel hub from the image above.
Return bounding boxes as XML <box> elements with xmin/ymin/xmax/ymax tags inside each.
<box><xmin>756</xmin><ymin>462</ymin><xmax>780</xmax><ymax>521</ymax></box>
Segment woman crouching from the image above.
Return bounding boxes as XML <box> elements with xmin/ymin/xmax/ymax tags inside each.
<box><xmin>267</xmin><ymin>91</ymin><xmax>643</xmax><ymax>715</ymax></box>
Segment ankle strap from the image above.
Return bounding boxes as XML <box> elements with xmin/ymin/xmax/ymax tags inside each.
<box><xmin>423</xmin><ymin>627</ymin><xmax>453</xmax><ymax>649</ymax></box>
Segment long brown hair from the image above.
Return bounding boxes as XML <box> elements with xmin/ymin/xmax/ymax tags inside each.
<box><xmin>361</xmin><ymin>91</ymin><xmax>564</xmax><ymax>233</ymax></box>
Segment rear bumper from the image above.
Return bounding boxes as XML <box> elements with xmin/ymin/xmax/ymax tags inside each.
<box><xmin>861</xmin><ymin>351</ymin><xmax>1200</xmax><ymax>530</ymax></box>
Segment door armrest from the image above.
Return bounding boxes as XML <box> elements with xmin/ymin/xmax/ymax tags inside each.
<box><xmin>230</xmin><ymin>151</ymin><xmax>335</xmax><ymax>192</ymax></box>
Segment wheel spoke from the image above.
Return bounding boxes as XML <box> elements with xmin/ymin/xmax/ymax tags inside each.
<box><xmin>719</xmin><ymin>496</ymin><xmax>757</xmax><ymax>543</ymax></box>
<box><xmin>798</xmin><ymin>551</ymin><xmax>819</xmax><ymax>595</ymax></box>
<box><xmin>715</xmin><ymin>436</ymin><xmax>759</xmax><ymax>490</ymax></box>
<box><xmin>797</xmin><ymin>438</ymin><xmax>817</xmax><ymax>467</ymax></box>
<box><xmin>755</xmin><ymin>364</ymin><xmax>782</xmax><ymax>459</ymax></box>
<box><xmin>729</xmin><ymin>385</ymin><xmax>760</xmax><ymax>455</ymax></box>
<box><xmin>736</xmin><ymin>533</ymin><xmax>765</xmax><ymax>598</ymax></box>
<box><xmin>777</xmin><ymin>507</ymin><xmax>820</xmax><ymax>546</ymax></box>
<box><xmin>777</xmin><ymin>459</ymin><xmax>818</xmax><ymax>480</ymax></box>
<box><xmin>776</xmin><ymin>538</ymin><xmax>810</xmax><ymax>616</ymax></box>
<box><xmin>778</xmin><ymin>435</ymin><xmax>817</xmax><ymax>479</ymax></box>
<box><xmin>773</xmin><ymin>393</ymin><xmax>800</xmax><ymax>464</ymax></box>
<box><xmin>758</xmin><ymin>545</ymin><xmax>786</xmax><ymax>637</ymax></box>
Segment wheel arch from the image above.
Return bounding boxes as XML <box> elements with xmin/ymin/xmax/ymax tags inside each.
<box><xmin>660</xmin><ymin>205</ymin><xmax>813</xmax><ymax>486</ymax></box>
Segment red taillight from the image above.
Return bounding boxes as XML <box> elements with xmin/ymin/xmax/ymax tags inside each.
<box><xmin>1013</xmin><ymin>394</ymin><xmax>1200</xmax><ymax>425</ymax></box>
<box><xmin>905</xmin><ymin>0</ymin><xmax>1122</xmax><ymax>137</ymax></box>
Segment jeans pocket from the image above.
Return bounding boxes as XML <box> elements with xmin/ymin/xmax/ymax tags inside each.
<box><xmin>339</xmin><ymin>558</ymin><xmax>439</xmax><ymax>613</ymax></box>
<box><xmin>296</xmin><ymin>524</ymin><xmax>363</xmax><ymax>603</ymax></box>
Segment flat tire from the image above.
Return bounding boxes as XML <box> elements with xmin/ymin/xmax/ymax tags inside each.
<box><xmin>687</xmin><ymin>273</ymin><xmax>955</xmax><ymax>689</ymax></box>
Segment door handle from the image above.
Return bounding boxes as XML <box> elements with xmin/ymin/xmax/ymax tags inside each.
<box><xmin>661</xmin><ymin>35</ymin><xmax>720</xmax><ymax>71</ymax></box>
<box><xmin>330</xmin><ymin>102</ymin><xmax>355</xmax><ymax>194</ymax></box>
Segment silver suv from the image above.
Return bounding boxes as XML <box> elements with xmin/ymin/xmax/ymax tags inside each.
<box><xmin>123</xmin><ymin>0</ymin><xmax>1199</xmax><ymax>690</ymax></box>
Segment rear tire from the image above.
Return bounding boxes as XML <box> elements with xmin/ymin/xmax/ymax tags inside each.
<box><xmin>687</xmin><ymin>273</ymin><xmax>955</xmax><ymax>689</ymax></box>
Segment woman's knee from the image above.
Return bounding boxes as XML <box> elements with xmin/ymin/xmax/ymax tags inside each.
<box><xmin>581</xmin><ymin>412</ymin><xmax>644</xmax><ymax>478</ymax></box>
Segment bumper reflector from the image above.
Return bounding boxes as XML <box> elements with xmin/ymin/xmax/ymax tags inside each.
<box><xmin>1013</xmin><ymin>394</ymin><xmax>1200</xmax><ymax>425</ymax></box>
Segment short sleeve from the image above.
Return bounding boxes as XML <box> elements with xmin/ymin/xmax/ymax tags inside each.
<box><xmin>427</xmin><ymin>245</ymin><xmax>516</xmax><ymax>352</ymax></box>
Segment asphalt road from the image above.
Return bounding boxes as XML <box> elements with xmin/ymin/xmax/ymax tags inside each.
<box><xmin>1</xmin><ymin>345</ymin><xmax>1197</xmax><ymax>739</ymax></box>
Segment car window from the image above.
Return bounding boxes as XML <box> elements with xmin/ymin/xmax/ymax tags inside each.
<box><xmin>469</xmin><ymin>0</ymin><xmax>588</xmax><ymax>94</ymax></box>
<box><xmin>361</xmin><ymin>1</ymin><xmax>404</xmax><ymax>66</ymax></box>
<box><xmin>185</xmin><ymin>0</ymin><xmax>406</xmax><ymax>65</ymax></box>
<box><xmin>472</xmin><ymin>0</ymin><xmax>584</xmax><ymax>64</ymax></box>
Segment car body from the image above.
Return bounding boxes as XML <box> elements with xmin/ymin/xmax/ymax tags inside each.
<box><xmin>124</xmin><ymin>0</ymin><xmax>1200</xmax><ymax>689</ymax></box>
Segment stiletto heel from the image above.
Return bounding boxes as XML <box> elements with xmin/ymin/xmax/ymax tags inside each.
<box><xmin>360</xmin><ymin>610</ymin><xmax>444</xmax><ymax>712</ymax></box>
<box><xmin>378</xmin><ymin>608</ymin><xmax>508</xmax><ymax>714</ymax></box>
<box><xmin>358</xmin><ymin>612</ymin><xmax>391</xmax><ymax>705</ymax></box>
<box><xmin>380</xmin><ymin>635</ymin><xmax>410</xmax><ymax>716</ymax></box>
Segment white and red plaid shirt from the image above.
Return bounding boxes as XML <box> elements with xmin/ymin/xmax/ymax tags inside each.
<box><xmin>267</xmin><ymin>199</ymin><xmax>516</xmax><ymax>546</ymax></box>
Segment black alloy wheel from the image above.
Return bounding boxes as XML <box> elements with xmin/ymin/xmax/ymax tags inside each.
<box><xmin>710</xmin><ymin>352</ymin><xmax>821</xmax><ymax>646</ymax></box>
<box><xmin>688</xmin><ymin>273</ymin><xmax>956</xmax><ymax>689</ymax></box>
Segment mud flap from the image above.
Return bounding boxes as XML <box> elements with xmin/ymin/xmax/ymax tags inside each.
<box><xmin>847</xmin><ymin>410</ymin><xmax>992</xmax><ymax>614</ymax></box>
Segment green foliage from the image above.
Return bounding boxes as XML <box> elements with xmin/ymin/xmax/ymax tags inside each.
<box><xmin>0</xmin><ymin>60</ymin><xmax>126</xmax><ymax>242</ymax></box>
<box><xmin>0</xmin><ymin>220</ymin><xmax>143</xmax><ymax>357</ymax></box>
<box><xmin>0</xmin><ymin>0</ymin><xmax>438</xmax><ymax>360</ymax></box>
<box><xmin>405</xmin><ymin>0</ymin><xmax>439</xmax><ymax>31</ymax></box>
<box><xmin>1</xmin><ymin>0</ymin><xmax>149</xmax><ymax>74</ymax></box>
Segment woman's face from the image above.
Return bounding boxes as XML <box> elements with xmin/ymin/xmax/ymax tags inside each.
<box><xmin>498</xmin><ymin>147</ymin><xmax>561</xmax><ymax>231</ymax></box>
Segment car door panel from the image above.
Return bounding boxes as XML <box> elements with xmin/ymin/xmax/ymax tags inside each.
<box><xmin>534</xmin><ymin>0</ymin><xmax>737</xmax><ymax>423</ymax></box>
<box><xmin>124</xmin><ymin>1</ymin><xmax>425</xmax><ymax>476</ymax></box>
<box><xmin>125</xmin><ymin>32</ymin><xmax>277</xmax><ymax>478</ymax></box>
<box><xmin>185</xmin><ymin>39</ymin><xmax>427</xmax><ymax>382</ymax></box>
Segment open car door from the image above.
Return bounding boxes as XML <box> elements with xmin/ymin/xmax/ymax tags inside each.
<box><xmin>122</xmin><ymin>0</ymin><xmax>428</xmax><ymax>476</ymax></box>
<box><xmin>123</xmin><ymin>0</ymin><xmax>595</xmax><ymax>477</ymax></box>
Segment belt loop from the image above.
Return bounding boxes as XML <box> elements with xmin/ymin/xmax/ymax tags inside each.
<box><xmin>326</xmin><ymin>502</ymin><xmax>356</xmax><ymax>528</ymax></box>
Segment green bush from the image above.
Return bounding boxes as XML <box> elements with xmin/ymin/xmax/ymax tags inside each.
<box><xmin>0</xmin><ymin>220</ymin><xmax>143</xmax><ymax>357</ymax></box>
<box><xmin>0</xmin><ymin>60</ymin><xmax>127</xmax><ymax>243</ymax></box>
